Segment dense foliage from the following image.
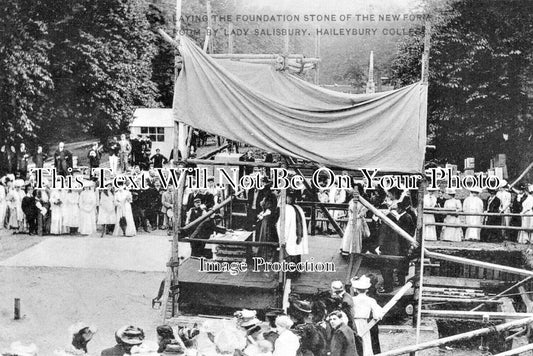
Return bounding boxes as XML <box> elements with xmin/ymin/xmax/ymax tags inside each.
<box><xmin>391</xmin><ymin>0</ymin><xmax>533</xmax><ymax>176</ymax></box>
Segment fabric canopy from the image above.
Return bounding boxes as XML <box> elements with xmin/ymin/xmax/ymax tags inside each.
<box><xmin>173</xmin><ymin>36</ymin><xmax>427</xmax><ymax>173</ymax></box>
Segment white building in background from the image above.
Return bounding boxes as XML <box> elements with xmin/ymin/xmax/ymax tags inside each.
<box><xmin>129</xmin><ymin>108</ymin><xmax>174</xmax><ymax>157</ymax></box>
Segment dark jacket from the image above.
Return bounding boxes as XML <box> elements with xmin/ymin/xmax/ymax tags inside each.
<box><xmin>54</xmin><ymin>149</ymin><xmax>73</xmax><ymax>174</ymax></box>
<box><xmin>34</xmin><ymin>152</ymin><xmax>47</xmax><ymax>169</ymax></box>
<box><xmin>87</xmin><ymin>149</ymin><xmax>101</xmax><ymax>168</ymax></box>
<box><xmin>486</xmin><ymin>196</ymin><xmax>501</xmax><ymax>225</ymax></box>
<box><xmin>378</xmin><ymin>213</ymin><xmax>402</xmax><ymax>256</ymax></box>
<box><xmin>100</xmin><ymin>344</ymin><xmax>127</xmax><ymax>356</ymax></box>
<box><xmin>330</xmin><ymin>323</ymin><xmax>357</xmax><ymax>356</ymax></box>
<box><xmin>150</xmin><ymin>153</ymin><xmax>168</xmax><ymax>168</ymax></box>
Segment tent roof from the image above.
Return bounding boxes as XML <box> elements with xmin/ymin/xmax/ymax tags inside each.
<box><xmin>131</xmin><ymin>108</ymin><xmax>174</xmax><ymax>127</ymax></box>
<box><xmin>174</xmin><ymin>36</ymin><xmax>427</xmax><ymax>173</ymax></box>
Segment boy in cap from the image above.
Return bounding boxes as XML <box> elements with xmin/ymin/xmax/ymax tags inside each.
<box><xmin>101</xmin><ymin>325</ymin><xmax>144</xmax><ymax>356</ymax></box>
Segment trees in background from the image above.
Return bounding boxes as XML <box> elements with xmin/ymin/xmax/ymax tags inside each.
<box><xmin>392</xmin><ymin>0</ymin><xmax>533</xmax><ymax>177</ymax></box>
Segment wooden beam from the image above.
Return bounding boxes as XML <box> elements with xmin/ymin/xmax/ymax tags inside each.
<box><xmin>426</xmin><ymin>222</ymin><xmax>533</xmax><ymax>231</ymax></box>
<box><xmin>424</xmin><ymin>276</ymin><xmax>506</xmax><ymax>289</ymax></box>
<box><xmin>210</xmin><ymin>53</ymin><xmax>306</xmax><ymax>59</ymax></box>
<box><xmin>187</xmin><ymin>158</ymin><xmax>281</xmax><ymax>168</ymax></box>
<box><xmin>181</xmin><ymin>238</ymin><xmax>278</xmax><ymax>247</ymax></box>
<box><xmin>358</xmin><ymin>195</ymin><xmax>419</xmax><ymax>248</ymax></box>
<box><xmin>180</xmin><ymin>189</ymin><xmax>244</xmax><ymax>231</ymax></box>
<box><xmin>422</xmin><ymin>297</ymin><xmax>503</xmax><ymax>304</ymax></box>
<box><xmin>493</xmin><ymin>343</ymin><xmax>533</xmax><ymax>356</ymax></box>
<box><xmin>471</xmin><ymin>277</ymin><xmax>533</xmax><ymax>311</ymax></box>
<box><xmin>425</xmin><ymin>251</ymin><xmax>533</xmax><ymax>278</ymax></box>
<box><xmin>509</xmin><ymin>162</ymin><xmax>533</xmax><ymax>189</ymax></box>
<box><xmin>361</xmin><ymin>281</ymin><xmax>414</xmax><ymax>336</ymax></box>
<box><xmin>424</xmin><ymin>209</ymin><xmax>524</xmax><ymax>218</ymax></box>
<box><xmin>420</xmin><ymin>310</ymin><xmax>533</xmax><ymax>320</ymax></box>
<box><xmin>197</xmin><ymin>143</ymin><xmax>230</xmax><ymax>160</ymax></box>
<box><xmin>518</xmin><ymin>286</ymin><xmax>533</xmax><ymax>312</ymax></box>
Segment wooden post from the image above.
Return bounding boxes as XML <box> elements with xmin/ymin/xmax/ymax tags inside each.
<box><xmin>204</xmin><ymin>0</ymin><xmax>213</xmax><ymax>53</ymax></box>
<box><xmin>228</xmin><ymin>23</ymin><xmax>234</xmax><ymax>54</ymax></box>
<box><xmin>314</xmin><ymin>28</ymin><xmax>320</xmax><ymax>85</ymax></box>
<box><xmin>278</xmin><ymin>160</ymin><xmax>288</xmax><ymax>306</ymax></box>
<box><xmin>310</xmin><ymin>204</ymin><xmax>316</xmax><ymax>235</ymax></box>
<box><xmin>414</xmin><ymin>180</ymin><xmax>428</xmax><ymax>348</ymax></box>
<box><xmin>360</xmin><ymin>281</ymin><xmax>413</xmax><ymax>336</ymax></box>
<box><xmin>492</xmin><ymin>342</ymin><xmax>533</xmax><ymax>356</ymax></box>
<box><xmin>376</xmin><ymin>317</ymin><xmax>533</xmax><ymax>356</ymax></box>
<box><xmin>14</xmin><ymin>298</ymin><xmax>20</xmax><ymax>320</ymax></box>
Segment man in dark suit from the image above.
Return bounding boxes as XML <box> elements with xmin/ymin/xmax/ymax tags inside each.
<box><xmin>54</xmin><ymin>142</ymin><xmax>72</xmax><ymax>176</ymax></box>
<box><xmin>328</xmin><ymin>310</ymin><xmax>358</xmax><ymax>356</ymax></box>
<box><xmin>395</xmin><ymin>199</ymin><xmax>415</xmax><ymax>286</ymax></box>
<box><xmin>239</xmin><ymin>150</ymin><xmax>255</xmax><ymax>178</ymax></box>
<box><xmin>87</xmin><ymin>142</ymin><xmax>101</xmax><ymax>178</ymax></box>
<box><xmin>33</xmin><ymin>145</ymin><xmax>47</xmax><ymax>169</ymax></box>
<box><xmin>150</xmin><ymin>148</ymin><xmax>168</xmax><ymax>169</ymax></box>
<box><xmin>17</xmin><ymin>143</ymin><xmax>30</xmax><ymax>179</ymax></box>
<box><xmin>510</xmin><ymin>184</ymin><xmax>527</xmax><ymax>242</ymax></box>
<box><xmin>101</xmin><ymin>325</ymin><xmax>144</xmax><ymax>356</ymax></box>
<box><xmin>377</xmin><ymin>205</ymin><xmax>404</xmax><ymax>293</ymax></box>
<box><xmin>22</xmin><ymin>186</ymin><xmax>38</xmax><ymax>235</ymax></box>
<box><xmin>483</xmin><ymin>188</ymin><xmax>502</xmax><ymax>242</ymax></box>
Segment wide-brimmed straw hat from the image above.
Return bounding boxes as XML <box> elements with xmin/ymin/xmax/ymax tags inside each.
<box><xmin>468</xmin><ymin>187</ymin><xmax>482</xmax><ymax>194</ymax></box>
<box><xmin>116</xmin><ymin>325</ymin><xmax>145</xmax><ymax>345</ymax></box>
<box><xmin>445</xmin><ymin>188</ymin><xmax>456</xmax><ymax>195</ymax></box>
<box><xmin>331</xmin><ymin>280</ymin><xmax>344</xmax><ymax>292</ymax></box>
<box><xmin>351</xmin><ymin>275</ymin><xmax>371</xmax><ymax>290</ymax></box>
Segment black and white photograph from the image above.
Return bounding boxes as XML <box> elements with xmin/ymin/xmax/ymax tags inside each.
<box><xmin>1</xmin><ymin>0</ymin><xmax>533</xmax><ymax>355</ymax></box>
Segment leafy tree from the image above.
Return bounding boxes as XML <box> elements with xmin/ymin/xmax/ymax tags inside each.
<box><xmin>0</xmin><ymin>0</ymin><xmax>54</xmax><ymax>146</ymax></box>
<box><xmin>391</xmin><ymin>0</ymin><xmax>533</xmax><ymax>177</ymax></box>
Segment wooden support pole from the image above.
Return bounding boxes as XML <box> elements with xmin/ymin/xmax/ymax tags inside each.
<box><xmin>509</xmin><ymin>162</ymin><xmax>533</xmax><ymax>189</ymax></box>
<box><xmin>426</xmin><ymin>250</ymin><xmax>533</xmax><ymax>278</ymax></box>
<box><xmin>278</xmin><ymin>159</ymin><xmax>288</xmax><ymax>305</ymax></box>
<box><xmin>360</xmin><ymin>281</ymin><xmax>414</xmax><ymax>336</ymax></box>
<box><xmin>228</xmin><ymin>23</ymin><xmax>234</xmax><ymax>54</ymax></box>
<box><xmin>376</xmin><ymin>317</ymin><xmax>533</xmax><ymax>356</ymax></box>
<box><xmin>426</xmin><ymin>222</ymin><xmax>533</xmax><ymax>231</ymax></box>
<box><xmin>422</xmin><ymin>297</ymin><xmax>503</xmax><ymax>304</ymax></box>
<box><xmin>180</xmin><ymin>189</ymin><xmax>244</xmax><ymax>232</ymax></box>
<box><xmin>14</xmin><ymin>298</ymin><xmax>20</xmax><ymax>320</ymax></box>
<box><xmin>471</xmin><ymin>277</ymin><xmax>533</xmax><ymax>312</ymax></box>
<box><xmin>358</xmin><ymin>195</ymin><xmax>419</xmax><ymax>248</ymax></box>
<box><xmin>188</xmin><ymin>158</ymin><xmax>281</xmax><ymax>168</ymax></box>
<box><xmin>197</xmin><ymin>143</ymin><xmax>229</xmax><ymax>160</ymax></box>
<box><xmin>314</xmin><ymin>28</ymin><xmax>320</xmax><ymax>85</ymax></box>
<box><xmin>414</xmin><ymin>179</ymin><xmax>427</xmax><ymax>346</ymax></box>
<box><xmin>421</xmin><ymin>310</ymin><xmax>533</xmax><ymax>320</ymax></box>
<box><xmin>181</xmin><ymin>238</ymin><xmax>278</xmax><ymax>247</ymax></box>
<box><xmin>493</xmin><ymin>343</ymin><xmax>533</xmax><ymax>356</ymax></box>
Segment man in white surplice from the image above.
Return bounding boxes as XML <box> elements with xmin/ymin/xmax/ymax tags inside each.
<box><xmin>277</xmin><ymin>191</ymin><xmax>308</xmax><ymax>277</ymax></box>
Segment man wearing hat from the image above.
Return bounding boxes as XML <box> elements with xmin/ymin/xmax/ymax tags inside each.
<box><xmin>511</xmin><ymin>183</ymin><xmax>528</xmax><ymax>242</ymax></box>
<box><xmin>463</xmin><ymin>187</ymin><xmax>484</xmax><ymax>241</ymax></box>
<box><xmin>517</xmin><ymin>185</ymin><xmax>533</xmax><ymax>244</ymax></box>
<box><xmin>482</xmin><ymin>187</ymin><xmax>501</xmax><ymax>242</ymax></box>
<box><xmin>330</xmin><ymin>281</ymin><xmax>355</xmax><ymax>330</ymax></box>
<box><xmin>351</xmin><ymin>275</ymin><xmax>383</xmax><ymax>356</ymax></box>
<box><xmin>188</xmin><ymin>214</ymin><xmax>231</xmax><ymax>258</ymax></box>
<box><xmin>101</xmin><ymin>325</ymin><xmax>144</xmax><ymax>356</ymax></box>
<box><xmin>497</xmin><ymin>180</ymin><xmax>512</xmax><ymax>240</ymax></box>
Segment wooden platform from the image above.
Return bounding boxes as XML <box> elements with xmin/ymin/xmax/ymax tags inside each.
<box><xmin>177</xmin><ymin>235</ymin><xmax>413</xmax><ymax>314</ymax></box>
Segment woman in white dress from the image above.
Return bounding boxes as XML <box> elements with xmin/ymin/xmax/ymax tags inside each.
<box><xmin>97</xmin><ymin>184</ymin><xmax>116</xmax><ymax>237</ymax></box>
<box><xmin>50</xmin><ymin>188</ymin><xmax>66</xmax><ymax>235</ymax></box>
<box><xmin>351</xmin><ymin>275</ymin><xmax>383</xmax><ymax>356</ymax></box>
<box><xmin>423</xmin><ymin>187</ymin><xmax>438</xmax><ymax>241</ymax></box>
<box><xmin>113</xmin><ymin>183</ymin><xmax>136</xmax><ymax>237</ymax></box>
<box><xmin>518</xmin><ymin>186</ymin><xmax>533</xmax><ymax>244</ymax></box>
<box><xmin>463</xmin><ymin>188</ymin><xmax>484</xmax><ymax>241</ymax></box>
<box><xmin>440</xmin><ymin>189</ymin><xmax>463</xmax><ymax>241</ymax></box>
<box><xmin>6</xmin><ymin>181</ymin><xmax>23</xmax><ymax>230</ymax></box>
<box><xmin>63</xmin><ymin>189</ymin><xmax>80</xmax><ymax>234</ymax></box>
<box><xmin>341</xmin><ymin>185</ymin><xmax>368</xmax><ymax>255</ymax></box>
<box><xmin>78</xmin><ymin>182</ymin><xmax>97</xmax><ymax>235</ymax></box>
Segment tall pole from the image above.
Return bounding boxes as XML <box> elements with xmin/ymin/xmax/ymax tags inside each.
<box><xmin>314</xmin><ymin>29</ymin><xmax>320</xmax><ymax>85</ymax></box>
<box><xmin>413</xmin><ymin>20</ymin><xmax>432</xmax><ymax>354</ymax></box>
<box><xmin>228</xmin><ymin>23</ymin><xmax>234</xmax><ymax>54</ymax></box>
<box><xmin>366</xmin><ymin>51</ymin><xmax>375</xmax><ymax>94</ymax></box>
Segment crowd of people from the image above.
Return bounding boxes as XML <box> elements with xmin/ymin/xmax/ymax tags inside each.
<box><xmin>2</xmin><ymin>274</ymin><xmax>384</xmax><ymax>356</ymax></box>
<box><xmin>423</xmin><ymin>181</ymin><xmax>533</xmax><ymax>243</ymax></box>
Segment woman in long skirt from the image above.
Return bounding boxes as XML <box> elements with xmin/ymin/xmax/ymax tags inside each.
<box><xmin>341</xmin><ymin>186</ymin><xmax>367</xmax><ymax>255</ymax></box>
<box><xmin>63</xmin><ymin>188</ymin><xmax>80</xmax><ymax>234</ymax></box>
<box><xmin>423</xmin><ymin>187</ymin><xmax>438</xmax><ymax>240</ymax></box>
<box><xmin>518</xmin><ymin>187</ymin><xmax>533</xmax><ymax>244</ymax></box>
<box><xmin>50</xmin><ymin>188</ymin><xmax>66</xmax><ymax>235</ymax></box>
<box><xmin>113</xmin><ymin>183</ymin><xmax>136</xmax><ymax>237</ymax></box>
<box><xmin>78</xmin><ymin>183</ymin><xmax>97</xmax><ymax>235</ymax></box>
<box><xmin>351</xmin><ymin>275</ymin><xmax>383</xmax><ymax>356</ymax></box>
<box><xmin>440</xmin><ymin>189</ymin><xmax>463</xmax><ymax>241</ymax></box>
<box><xmin>97</xmin><ymin>184</ymin><xmax>116</xmax><ymax>237</ymax></box>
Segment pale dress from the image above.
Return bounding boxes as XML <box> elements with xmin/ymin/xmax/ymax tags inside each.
<box><xmin>6</xmin><ymin>188</ymin><xmax>22</xmax><ymax>228</ymax></box>
<box><xmin>441</xmin><ymin>198</ymin><xmax>463</xmax><ymax>241</ymax></box>
<box><xmin>78</xmin><ymin>190</ymin><xmax>97</xmax><ymax>235</ymax></box>
<box><xmin>423</xmin><ymin>194</ymin><xmax>438</xmax><ymax>240</ymax></box>
<box><xmin>63</xmin><ymin>191</ymin><xmax>80</xmax><ymax>228</ymax></box>
<box><xmin>341</xmin><ymin>200</ymin><xmax>367</xmax><ymax>253</ymax></box>
<box><xmin>497</xmin><ymin>190</ymin><xmax>512</xmax><ymax>226</ymax></box>
<box><xmin>113</xmin><ymin>189</ymin><xmax>136</xmax><ymax>237</ymax></box>
<box><xmin>352</xmin><ymin>293</ymin><xmax>383</xmax><ymax>356</ymax></box>
<box><xmin>97</xmin><ymin>191</ymin><xmax>116</xmax><ymax>225</ymax></box>
<box><xmin>518</xmin><ymin>195</ymin><xmax>533</xmax><ymax>244</ymax></box>
<box><xmin>463</xmin><ymin>195</ymin><xmax>484</xmax><ymax>240</ymax></box>
<box><xmin>50</xmin><ymin>190</ymin><xmax>66</xmax><ymax>234</ymax></box>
